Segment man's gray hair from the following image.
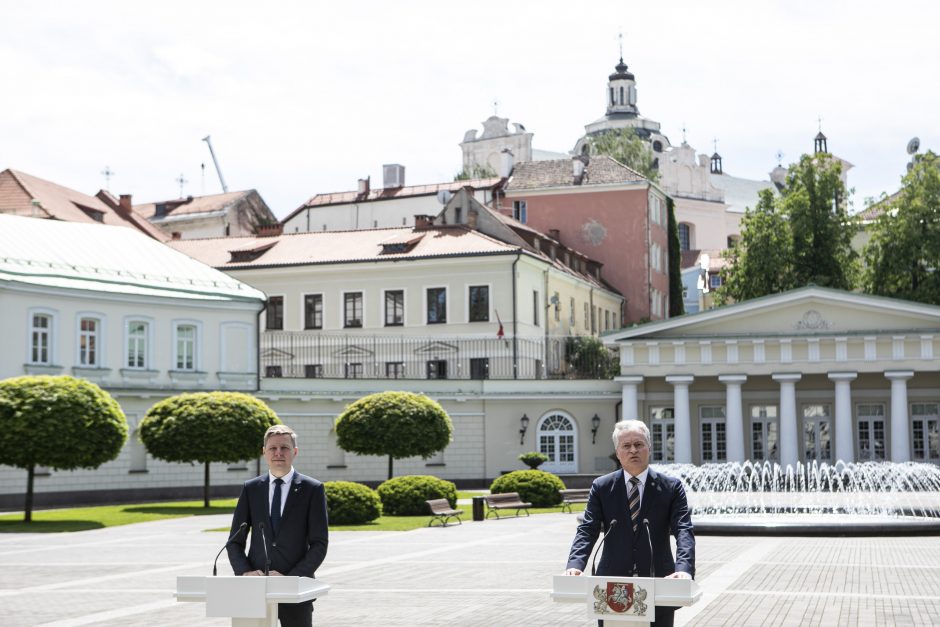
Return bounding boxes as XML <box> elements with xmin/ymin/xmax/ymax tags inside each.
<box><xmin>611</xmin><ymin>419</ymin><xmax>651</xmax><ymax>448</ymax></box>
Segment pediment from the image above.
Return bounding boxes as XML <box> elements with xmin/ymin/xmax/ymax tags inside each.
<box><xmin>607</xmin><ymin>287</ymin><xmax>940</xmax><ymax>342</ymax></box>
<box><xmin>333</xmin><ymin>345</ymin><xmax>375</xmax><ymax>358</ymax></box>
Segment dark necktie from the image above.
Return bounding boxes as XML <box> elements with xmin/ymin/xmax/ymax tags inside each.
<box><xmin>628</xmin><ymin>476</ymin><xmax>641</xmax><ymax>533</ymax></box>
<box><xmin>271</xmin><ymin>477</ymin><xmax>283</xmax><ymax>534</ymax></box>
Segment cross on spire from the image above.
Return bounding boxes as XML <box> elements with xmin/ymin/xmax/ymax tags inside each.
<box><xmin>776</xmin><ymin>150</ymin><xmax>784</xmax><ymax>166</ymax></box>
<box><xmin>101</xmin><ymin>166</ymin><xmax>114</xmax><ymax>190</ymax></box>
<box><xmin>492</xmin><ymin>99</ymin><xmax>500</xmax><ymax>116</ymax></box>
<box><xmin>713</xmin><ymin>137</ymin><xmax>719</xmax><ymax>154</ymax></box>
<box><xmin>818</xmin><ymin>115</ymin><xmax>823</xmax><ymax>133</ymax></box>
<box><xmin>618</xmin><ymin>31</ymin><xmax>624</xmax><ymax>59</ymax></box>
<box><xmin>681</xmin><ymin>124</ymin><xmax>687</xmax><ymax>144</ymax></box>
<box><xmin>175</xmin><ymin>173</ymin><xmax>188</xmax><ymax>198</ymax></box>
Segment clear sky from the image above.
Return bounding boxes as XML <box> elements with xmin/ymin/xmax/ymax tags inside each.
<box><xmin>3</xmin><ymin>1</ymin><xmax>937</xmax><ymax>219</ymax></box>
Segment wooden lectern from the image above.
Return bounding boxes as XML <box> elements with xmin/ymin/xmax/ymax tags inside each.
<box><xmin>552</xmin><ymin>575</ymin><xmax>700</xmax><ymax>623</ymax></box>
<box><xmin>176</xmin><ymin>576</ymin><xmax>330</xmax><ymax>627</ymax></box>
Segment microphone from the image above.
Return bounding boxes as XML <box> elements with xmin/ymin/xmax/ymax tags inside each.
<box><xmin>589</xmin><ymin>519</ymin><xmax>618</xmax><ymax>576</ymax></box>
<box><xmin>213</xmin><ymin>522</ymin><xmax>247</xmax><ymax>576</ymax></box>
<box><xmin>643</xmin><ymin>518</ymin><xmax>656</xmax><ymax>578</ymax></box>
<box><xmin>258</xmin><ymin>523</ymin><xmax>271</xmax><ymax>576</ymax></box>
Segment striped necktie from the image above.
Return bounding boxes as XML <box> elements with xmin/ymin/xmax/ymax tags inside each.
<box><xmin>628</xmin><ymin>476</ymin><xmax>641</xmax><ymax>533</ymax></box>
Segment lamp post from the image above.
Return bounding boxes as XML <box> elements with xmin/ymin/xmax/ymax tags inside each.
<box><xmin>591</xmin><ymin>413</ymin><xmax>601</xmax><ymax>444</ymax></box>
<box><xmin>519</xmin><ymin>414</ymin><xmax>530</xmax><ymax>446</ymax></box>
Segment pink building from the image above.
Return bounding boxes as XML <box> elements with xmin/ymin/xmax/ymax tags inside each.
<box><xmin>501</xmin><ymin>156</ymin><xmax>670</xmax><ymax>324</ymax></box>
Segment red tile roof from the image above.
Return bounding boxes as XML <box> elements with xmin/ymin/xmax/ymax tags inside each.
<box><xmin>135</xmin><ymin>190</ymin><xmax>259</xmax><ymax>219</ymax></box>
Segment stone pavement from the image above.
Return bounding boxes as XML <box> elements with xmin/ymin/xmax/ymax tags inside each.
<box><xmin>1</xmin><ymin>512</ymin><xmax>939</xmax><ymax>626</ymax></box>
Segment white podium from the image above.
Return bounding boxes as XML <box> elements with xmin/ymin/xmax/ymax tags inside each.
<box><xmin>176</xmin><ymin>576</ymin><xmax>330</xmax><ymax>627</ymax></box>
<box><xmin>552</xmin><ymin>575</ymin><xmax>700</xmax><ymax>623</ymax></box>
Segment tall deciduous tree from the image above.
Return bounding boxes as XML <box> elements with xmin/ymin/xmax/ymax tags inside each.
<box><xmin>0</xmin><ymin>375</ymin><xmax>128</xmax><ymax>522</ymax></box>
<box><xmin>140</xmin><ymin>392</ymin><xmax>281</xmax><ymax>506</ymax></box>
<box><xmin>335</xmin><ymin>391</ymin><xmax>453</xmax><ymax>480</ymax></box>
<box><xmin>588</xmin><ymin>128</ymin><xmax>660</xmax><ymax>181</ymax></box>
<box><xmin>718</xmin><ymin>154</ymin><xmax>858</xmax><ymax>303</ymax></box>
<box><xmin>863</xmin><ymin>151</ymin><xmax>940</xmax><ymax>303</ymax></box>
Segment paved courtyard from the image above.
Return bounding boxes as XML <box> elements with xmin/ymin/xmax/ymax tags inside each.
<box><xmin>1</xmin><ymin>512</ymin><xmax>939</xmax><ymax>626</ymax></box>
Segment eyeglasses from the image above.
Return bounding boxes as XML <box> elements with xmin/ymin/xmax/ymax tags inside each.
<box><xmin>619</xmin><ymin>442</ymin><xmax>647</xmax><ymax>451</ymax></box>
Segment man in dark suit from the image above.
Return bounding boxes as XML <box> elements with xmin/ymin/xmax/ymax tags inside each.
<box><xmin>228</xmin><ymin>425</ymin><xmax>329</xmax><ymax>627</ymax></box>
<box><xmin>565</xmin><ymin>420</ymin><xmax>695</xmax><ymax>627</ymax></box>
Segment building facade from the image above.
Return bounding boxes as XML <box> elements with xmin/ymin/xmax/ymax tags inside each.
<box><xmin>137</xmin><ymin>189</ymin><xmax>278</xmax><ymax>240</ymax></box>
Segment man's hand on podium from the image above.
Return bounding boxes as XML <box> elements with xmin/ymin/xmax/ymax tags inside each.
<box><xmin>242</xmin><ymin>570</ymin><xmax>284</xmax><ymax>576</ymax></box>
<box><xmin>665</xmin><ymin>571</ymin><xmax>692</xmax><ymax>579</ymax></box>
<box><xmin>564</xmin><ymin>568</ymin><xmax>583</xmax><ymax>576</ymax></box>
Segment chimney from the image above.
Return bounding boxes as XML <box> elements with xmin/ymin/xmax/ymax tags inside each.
<box><xmin>548</xmin><ymin>228</ymin><xmax>561</xmax><ymax>242</ymax></box>
<box><xmin>500</xmin><ymin>148</ymin><xmax>515</xmax><ymax>178</ymax></box>
<box><xmin>414</xmin><ymin>214</ymin><xmax>434</xmax><ymax>229</ymax></box>
<box><xmin>117</xmin><ymin>194</ymin><xmax>133</xmax><ymax>217</ymax></box>
<box><xmin>171</xmin><ymin>232</ymin><xmax>182</xmax><ymax>240</ymax></box>
<box><xmin>357</xmin><ymin>176</ymin><xmax>370</xmax><ymax>198</ymax></box>
<box><xmin>256</xmin><ymin>223</ymin><xmax>284</xmax><ymax>237</ymax></box>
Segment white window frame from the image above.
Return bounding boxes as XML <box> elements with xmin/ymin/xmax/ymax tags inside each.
<box><xmin>466</xmin><ymin>283</ymin><xmax>492</xmax><ymax>323</ymax></box>
<box><xmin>301</xmin><ymin>292</ymin><xmax>324</xmax><ymax>330</ymax></box>
<box><xmin>650</xmin><ymin>407</ymin><xmax>675</xmax><ymax>462</ymax></box>
<box><xmin>802</xmin><ymin>403</ymin><xmax>833</xmax><ymax>463</ymax></box>
<box><xmin>537</xmin><ymin>410</ymin><xmax>578</xmax><ymax>474</ymax></box>
<box><xmin>855</xmin><ymin>403</ymin><xmax>886</xmax><ymax>461</ymax></box>
<box><xmin>124</xmin><ymin>316</ymin><xmax>153</xmax><ymax>370</ymax></box>
<box><xmin>381</xmin><ymin>288</ymin><xmax>406</xmax><ymax>327</ymax></box>
<box><xmin>172</xmin><ymin>320</ymin><xmax>202</xmax><ymax>372</ymax></box>
<box><xmin>266</xmin><ymin>294</ymin><xmax>286</xmax><ymax>331</ymax></box>
<box><xmin>342</xmin><ymin>291</ymin><xmax>365</xmax><ymax>328</ymax></box>
<box><xmin>75</xmin><ymin>312</ymin><xmax>106</xmax><ymax>368</ymax></box>
<box><xmin>699</xmin><ymin>405</ymin><xmax>727</xmax><ymax>463</ymax></box>
<box><xmin>749</xmin><ymin>405</ymin><xmax>779</xmax><ymax>462</ymax></box>
<box><xmin>27</xmin><ymin>307</ymin><xmax>58</xmax><ymax>365</ymax></box>
<box><xmin>911</xmin><ymin>402</ymin><xmax>940</xmax><ymax>461</ymax></box>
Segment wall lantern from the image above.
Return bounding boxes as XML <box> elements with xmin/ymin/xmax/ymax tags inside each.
<box><xmin>591</xmin><ymin>413</ymin><xmax>601</xmax><ymax>444</ymax></box>
<box><xmin>519</xmin><ymin>414</ymin><xmax>530</xmax><ymax>445</ymax></box>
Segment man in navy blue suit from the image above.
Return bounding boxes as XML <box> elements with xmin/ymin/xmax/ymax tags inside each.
<box><xmin>565</xmin><ymin>420</ymin><xmax>695</xmax><ymax>627</ymax></box>
<box><xmin>228</xmin><ymin>425</ymin><xmax>329</xmax><ymax>627</ymax></box>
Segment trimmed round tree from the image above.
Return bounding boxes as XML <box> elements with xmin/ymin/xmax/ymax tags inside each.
<box><xmin>0</xmin><ymin>375</ymin><xmax>128</xmax><ymax>522</ymax></box>
<box><xmin>335</xmin><ymin>391</ymin><xmax>453</xmax><ymax>480</ymax></box>
<box><xmin>140</xmin><ymin>391</ymin><xmax>280</xmax><ymax>506</ymax></box>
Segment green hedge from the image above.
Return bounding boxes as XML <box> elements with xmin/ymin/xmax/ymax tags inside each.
<box><xmin>376</xmin><ymin>475</ymin><xmax>457</xmax><ymax>516</ymax></box>
<box><xmin>490</xmin><ymin>470</ymin><xmax>565</xmax><ymax>507</ymax></box>
<box><xmin>324</xmin><ymin>481</ymin><xmax>381</xmax><ymax>525</ymax></box>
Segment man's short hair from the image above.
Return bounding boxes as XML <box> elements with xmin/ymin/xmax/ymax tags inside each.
<box><xmin>264</xmin><ymin>424</ymin><xmax>297</xmax><ymax>448</ymax></box>
<box><xmin>612</xmin><ymin>419</ymin><xmax>651</xmax><ymax>449</ymax></box>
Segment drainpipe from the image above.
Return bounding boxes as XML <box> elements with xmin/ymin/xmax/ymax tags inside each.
<box><xmin>543</xmin><ymin>267</ymin><xmax>550</xmax><ymax>380</ymax></box>
<box><xmin>511</xmin><ymin>252</ymin><xmax>521</xmax><ymax>379</ymax></box>
<box><xmin>256</xmin><ymin>302</ymin><xmax>267</xmax><ymax>392</ymax></box>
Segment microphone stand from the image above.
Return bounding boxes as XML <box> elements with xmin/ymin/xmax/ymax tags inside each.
<box><xmin>259</xmin><ymin>523</ymin><xmax>271</xmax><ymax>576</ymax></box>
<box><xmin>590</xmin><ymin>519</ymin><xmax>618</xmax><ymax>576</ymax></box>
<box><xmin>213</xmin><ymin>522</ymin><xmax>247</xmax><ymax>576</ymax></box>
<box><xmin>642</xmin><ymin>518</ymin><xmax>656</xmax><ymax>578</ymax></box>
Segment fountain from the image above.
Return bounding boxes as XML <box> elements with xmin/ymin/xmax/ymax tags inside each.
<box><xmin>654</xmin><ymin>461</ymin><xmax>940</xmax><ymax>535</ymax></box>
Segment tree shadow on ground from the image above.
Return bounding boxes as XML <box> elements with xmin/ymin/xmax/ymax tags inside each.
<box><xmin>123</xmin><ymin>505</ymin><xmax>234</xmax><ymax>516</ymax></box>
<box><xmin>0</xmin><ymin>520</ymin><xmax>104</xmax><ymax>533</ymax></box>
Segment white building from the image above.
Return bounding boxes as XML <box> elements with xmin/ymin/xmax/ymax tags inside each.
<box><xmin>606</xmin><ymin>286</ymin><xmax>940</xmax><ymax>466</ymax></box>
<box><xmin>0</xmin><ymin>214</ymin><xmax>265</xmax><ymax>508</ymax></box>
<box><xmin>136</xmin><ymin>190</ymin><xmax>279</xmax><ymax>240</ymax></box>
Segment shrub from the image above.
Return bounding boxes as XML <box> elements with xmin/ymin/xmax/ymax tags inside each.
<box><xmin>490</xmin><ymin>470</ymin><xmax>565</xmax><ymax>507</ymax></box>
<box><xmin>325</xmin><ymin>481</ymin><xmax>381</xmax><ymax>525</ymax></box>
<box><xmin>518</xmin><ymin>451</ymin><xmax>549</xmax><ymax>469</ymax></box>
<box><xmin>377</xmin><ymin>475</ymin><xmax>458</xmax><ymax>516</ymax></box>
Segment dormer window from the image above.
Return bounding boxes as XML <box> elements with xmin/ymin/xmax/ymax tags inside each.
<box><xmin>228</xmin><ymin>240</ymin><xmax>277</xmax><ymax>263</ymax></box>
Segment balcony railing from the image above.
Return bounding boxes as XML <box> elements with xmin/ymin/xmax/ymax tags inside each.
<box><xmin>260</xmin><ymin>332</ymin><xmax>619</xmax><ymax>381</ymax></box>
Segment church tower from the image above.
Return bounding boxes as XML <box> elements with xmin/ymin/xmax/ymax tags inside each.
<box><xmin>607</xmin><ymin>58</ymin><xmax>638</xmax><ymax>116</ymax></box>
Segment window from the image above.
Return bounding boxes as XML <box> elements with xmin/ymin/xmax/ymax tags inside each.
<box><xmin>533</xmin><ymin>290</ymin><xmax>540</xmax><ymax>326</ymax></box>
<box><xmin>344</xmin><ymin>363</ymin><xmax>363</xmax><ymax>379</ymax></box>
<box><xmin>751</xmin><ymin>405</ymin><xmax>779</xmax><ymax>461</ymax></box>
<box><xmin>856</xmin><ymin>404</ymin><xmax>886</xmax><ymax>461</ymax></box>
<box><xmin>678</xmin><ymin>223</ymin><xmax>691</xmax><ymax>251</ymax></box>
<box><xmin>78</xmin><ymin>317</ymin><xmax>100</xmax><ymax>366</ymax></box>
<box><xmin>126</xmin><ymin>320</ymin><xmax>148</xmax><ymax>369</ymax></box>
<box><xmin>386</xmin><ymin>362</ymin><xmax>405</xmax><ymax>379</ymax></box>
<box><xmin>470</xmin><ymin>357</ymin><xmax>489</xmax><ymax>380</ymax></box>
<box><xmin>700</xmin><ymin>406</ymin><xmax>727</xmax><ymax>463</ymax></box>
<box><xmin>265</xmin><ymin>365</ymin><xmax>283</xmax><ymax>378</ymax></box>
<box><xmin>266</xmin><ymin>296</ymin><xmax>284</xmax><ymax>330</ymax></box>
<box><xmin>512</xmin><ymin>200</ymin><xmax>527</xmax><ymax>223</ymax></box>
<box><xmin>385</xmin><ymin>290</ymin><xmax>404</xmax><ymax>326</ymax></box>
<box><xmin>30</xmin><ymin>313</ymin><xmax>52</xmax><ymax>364</ymax></box>
<box><xmin>426</xmin><ymin>288</ymin><xmax>446</xmax><ymax>324</ymax></box>
<box><xmin>650</xmin><ymin>407</ymin><xmax>675</xmax><ymax>462</ymax></box>
<box><xmin>709</xmin><ymin>274</ymin><xmax>722</xmax><ymax>289</ymax></box>
<box><xmin>802</xmin><ymin>404</ymin><xmax>832</xmax><ymax>462</ymax></box>
<box><xmin>175</xmin><ymin>324</ymin><xmax>197</xmax><ymax>370</ymax></box>
<box><xmin>468</xmin><ymin>286</ymin><xmax>489</xmax><ymax>322</ymax></box>
<box><xmin>304</xmin><ymin>364</ymin><xmax>323</xmax><ymax>378</ymax></box>
<box><xmin>304</xmin><ymin>294</ymin><xmax>323</xmax><ymax>329</ymax></box>
<box><xmin>912</xmin><ymin>403</ymin><xmax>940</xmax><ymax>461</ymax></box>
<box><xmin>584</xmin><ymin>303</ymin><xmax>589</xmax><ymax>330</ymax></box>
<box><xmin>426</xmin><ymin>360</ymin><xmax>447</xmax><ymax>379</ymax></box>
<box><xmin>569</xmin><ymin>297</ymin><xmax>576</xmax><ymax>326</ymax></box>
<box><xmin>538</xmin><ymin>413</ymin><xmax>576</xmax><ymax>473</ymax></box>
<box><xmin>344</xmin><ymin>292</ymin><xmax>363</xmax><ymax>328</ymax></box>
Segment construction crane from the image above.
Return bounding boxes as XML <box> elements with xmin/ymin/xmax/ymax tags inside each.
<box><xmin>201</xmin><ymin>135</ymin><xmax>229</xmax><ymax>193</ymax></box>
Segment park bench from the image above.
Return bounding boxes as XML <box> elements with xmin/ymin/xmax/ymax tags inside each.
<box><xmin>426</xmin><ymin>498</ymin><xmax>464</xmax><ymax>527</ymax></box>
<box><xmin>484</xmin><ymin>492</ymin><xmax>531</xmax><ymax>519</ymax></box>
<box><xmin>558</xmin><ymin>488</ymin><xmax>590</xmax><ymax>513</ymax></box>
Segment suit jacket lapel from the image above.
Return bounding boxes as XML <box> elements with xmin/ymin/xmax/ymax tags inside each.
<box><xmin>278</xmin><ymin>473</ymin><xmax>303</xmax><ymax>530</ymax></box>
<box><xmin>638</xmin><ymin>468</ymin><xmax>659</xmax><ymax>523</ymax></box>
<box><xmin>254</xmin><ymin>476</ymin><xmax>273</xmax><ymax>531</ymax></box>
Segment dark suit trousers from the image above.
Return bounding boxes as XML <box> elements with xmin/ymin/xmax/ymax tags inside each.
<box><xmin>278</xmin><ymin>600</ymin><xmax>313</xmax><ymax>627</ymax></box>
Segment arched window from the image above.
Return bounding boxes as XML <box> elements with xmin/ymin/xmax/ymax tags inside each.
<box><xmin>537</xmin><ymin>411</ymin><xmax>577</xmax><ymax>473</ymax></box>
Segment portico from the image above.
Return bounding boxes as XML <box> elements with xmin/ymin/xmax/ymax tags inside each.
<box><xmin>605</xmin><ymin>287</ymin><xmax>940</xmax><ymax>467</ymax></box>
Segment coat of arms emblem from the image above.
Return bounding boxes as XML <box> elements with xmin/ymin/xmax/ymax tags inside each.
<box><xmin>592</xmin><ymin>581</ymin><xmax>649</xmax><ymax>616</ymax></box>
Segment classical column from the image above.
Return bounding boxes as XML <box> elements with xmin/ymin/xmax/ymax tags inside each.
<box><xmin>615</xmin><ymin>375</ymin><xmax>644</xmax><ymax>421</ymax></box>
<box><xmin>772</xmin><ymin>373</ymin><xmax>802</xmax><ymax>469</ymax></box>
<box><xmin>666</xmin><ymin>375</ymin><xmax>694</xmax><ymax>463</ymax></box>
<box><xmin>885</xmin><ymin>371</ymin><xmax>914</xmax><ymax>462</ymax></box>
<box><xmin>828</xmin><ymin>372</ymin><xmax>858</xmax><ymax>464</ymax></box>
<box><xmin>719</xmin><ymin>374</ymin><xmax>747</xmax><ymax>463</ymax></box>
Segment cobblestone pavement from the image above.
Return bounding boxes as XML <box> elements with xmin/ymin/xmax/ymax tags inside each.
<box><xmin>1</xmin><ymin>513</ymin><xmax>938</xmax><ymax>626</ymax></box>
